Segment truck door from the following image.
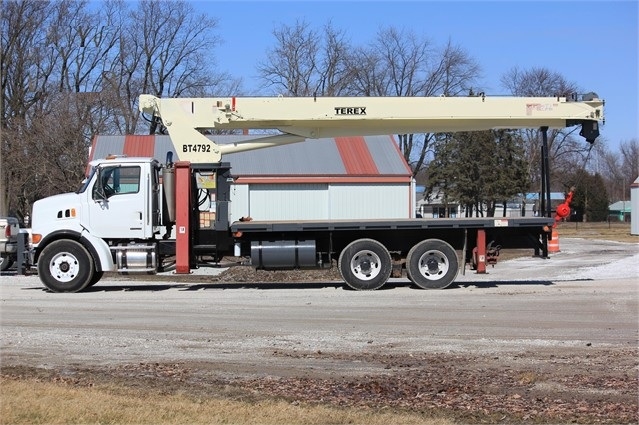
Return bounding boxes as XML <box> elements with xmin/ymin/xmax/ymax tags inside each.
<box><xmin>87</xmin><ymin>164</ymin><xmax>152</xmax><ymax>239</ymax></box>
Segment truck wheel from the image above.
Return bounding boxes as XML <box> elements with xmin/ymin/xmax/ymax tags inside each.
<box><xmin>0</xmin><ymin>254</ymin><xmax>13</xmax><ymax>271</ymax></box>
<box><xmin>86</xmin><ymin>271</ymin><xmax>104</xmax><ymax>288</ymax></box>
<box><xmin>338</xmin><ymin>239</ymin><xmax>392</xmax><ymax>291</ymax></box>
<box><xmin>37</xmin><ymin>240</ymin><xmax>95</xmax><ymax>293</ymax></box>
<box><xmin>406</xmin><ymin>239</ymin><xmax>458</xmax><ymax>289</ymax></box>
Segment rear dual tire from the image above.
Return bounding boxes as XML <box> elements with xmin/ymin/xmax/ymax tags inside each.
<box><xmin>338</xmin><ymin>238</ymin><xmax>459</xmax><ymax>291</ymax></box>
<box><xmin>406</xmin><ymin>239</ymin><xmax>458</xmax><ymax>289</ymax></box>
<box><xmin>338</xmin><ymin>239</ymin><xmax>392</xmax><ymax>291</ymax></box>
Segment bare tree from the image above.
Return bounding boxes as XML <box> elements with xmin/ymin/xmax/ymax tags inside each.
<box><xmin>258</xmin><ymin>20</ymin><xmax>351</xmax><ymax>97</ymax></box>
<box><xmin>1</xmin><ymin>2</ymin><xmax>108</xmax><ymax>218</ymax></box>
<box><xmin>577</xmin><ymin>136</ymin><xmax>638</xmax><ymax>206</ymax></box>
<box><xmin>431</xmin><ymin>39</ymin><xmax>482</xmax><ymax>97</ymax></box>
<box><xmin>591</xmin><ymin>143</ymin><xmax>625</xmax><ymax>202</ymax></box>
<box><xmin>500</xmin><ymin>66</ymin><xmax>593</xmax><ymax>193</ymax></box>
<box><xmin>1</xmin><ymin>0</ymin><xmax>234</xmax><ymax>220</ymax></box>
<box><xmin>348</xmin><ymin>27</ymin><xmax>433</xmax><ymax>97</ymax></box>
<box><xmin>316</xmin><ymin>22</ymin><xmax>352</xmax><ymax>96</ymax></box>
<box><xmin>1</xmin><ymin>0</ymin><xmax>53</xmax><ymax>124</ymax></box>
<box><xmin>620</xmin><ymin>139</ymin><xmax>639</xmax><ymax>171</ymax></box>
<box><xmin>257</xmin><ymin>22</ymin><xmax>481</xmax><ymax>177</ymax></box>
<box><xmin>346</xmin><ymin>46</ymin><xmax>389</xmax><ymax>96</ymax></box>
<box><xmin>1</xmin><ymin>0</ymin><xmax>54</xmax><ymax>218</ymax></box>
<box><xmin>349</xmin><ymin>28</ymin><xmax>480</xmax><ymax>176</ymax></box>
<box><xmin>500</xmin><ymin>66</ymin><xmax>578</xmax><ymax>98</ymax></box>
<box><xmin>619</xmin><ymin>139</ymin><xmax>639</xmax><ymax>198</ymax></box>
<box><xmin>258</xmin><ymin>19</ymin><xmax>318</xmax><ymax>96</ymax></box>
<box><xmin>360</xmin><ymin>27</ymin><xmax>433</xmax><ymax>175</ymax></box>
<box><xmin>6</xmin><ymin>92</ymin><xmax>92</xmax><ymax>218</ymax></box>
<box><xmin>125</xmin><ymin>0</ymin><xmax>229</xmax><ymax>134</ymax></box>
<box><xmin>2</xmin><ymin>0</ymin><xmax>134</xmax><ymax>220</ymax></box>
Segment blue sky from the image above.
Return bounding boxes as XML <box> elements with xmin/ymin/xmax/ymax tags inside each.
<box><xmin>194</xmin><ymin>0</ymin><xmax>637</xmax><ymax>150</ymax></box>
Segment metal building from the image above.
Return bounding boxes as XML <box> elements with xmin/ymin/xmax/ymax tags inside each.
<box><xmin>89</xmin><ymin>134</ymin><xmax>415</xmax><ymax>221</ymax></box>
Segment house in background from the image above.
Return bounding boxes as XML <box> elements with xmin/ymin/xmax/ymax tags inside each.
<box><xmin>89</xmin><ymin>134</ymin><xmax>416</xmax><ymax>221</ymax></box>
<box><xmin>495</xmin><ymin>193</ymin><xmax>568</xmax><ymax>218</ymax></box>
<box><xmin>415</xmin><ymin>187</ymin><xmax>460</xmax><ymax>218</ymax></box>
<box><xmin>608</xmin><ymin>200</ymin><xmax>631</xmax><ymax>222</ymax></box>
<box><xmin>415</xmin><ymin>191</ymin><xmax>567</xmax><ymax>218</ymax></box>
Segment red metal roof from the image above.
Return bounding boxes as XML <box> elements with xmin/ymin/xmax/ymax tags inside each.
<box><xmin>123</xmin><ymin>135</ymin><xmax>156</xmax><ymax>157</ymax></box>
<box><xmin>89</xmin><ymin>134</ymin><xmax>412</xmax><ymax>182</ymax></box>
<box><xmin>335</xmin><ymin>136</ymin><xmax>379</xmax><ymax>175</ymax></box>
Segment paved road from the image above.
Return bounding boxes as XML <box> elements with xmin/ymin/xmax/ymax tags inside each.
<box><xmin>1</xmin><ymin>238</ymin><xmax>637</xmax><ymax>378</ymax></box>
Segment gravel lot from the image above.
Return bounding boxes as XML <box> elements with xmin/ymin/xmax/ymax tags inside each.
<box><xmin>1</xmin><ymin>237</ymin><xmax>638</xmax><ymax>423</ymax></box>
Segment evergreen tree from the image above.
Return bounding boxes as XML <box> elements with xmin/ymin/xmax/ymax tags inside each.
<box><xmin>424</xmin><ymin>134</ymin><xmax>458</xmax><ymax>217</ymax></box>
<box><xmin>487</xmin><ymin>131</ymin><xmax>531</xmax><ymax>217</ymax></box>
<box><xmin>453</xmin><ymin>131</ymin><xmax>491</xmax><ymax>216</ymax></box>
<box><xmin>426</xmin><ymin>130</ymin><xmax>530</xmax><ymax>217</ymax></box>
<box><xmin>569</xmin><ymin>171</ymin><xmax>610</xmax><ymax>222</ymax></box>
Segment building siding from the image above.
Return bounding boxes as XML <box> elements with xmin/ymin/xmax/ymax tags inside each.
<box><xmin>329</xmin><ymin>183</ymin><xmax>411</xmax><ymax>219</ymax></box>
<box><xmin>230</xmin><ymin>184</ymin><xmax>250</xmax><ymax>222</ymax></box>
<box><xmin>246</xmin><ymin>184</ymin><xmax>329</xmax><ymax>220</ymax></box>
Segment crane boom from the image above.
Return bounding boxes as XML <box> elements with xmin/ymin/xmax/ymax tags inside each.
<box><xmin>139</xmin><ymin>94</ymin><xmax>604</xmax><ymax>163</ymax></box>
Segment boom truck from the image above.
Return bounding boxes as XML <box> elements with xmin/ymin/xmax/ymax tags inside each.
<box><xmin>30</xmin><ymin>93</ymin><xmax>604</xmax><ymax>292</ymax></box>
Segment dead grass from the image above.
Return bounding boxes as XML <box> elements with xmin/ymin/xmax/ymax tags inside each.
<box><xmin>555</xmin><ymin>221</ymin><xmax>638</xmax><ymax>243</ymax></box>
<box><xmin>0</xmin><ymin>377</ymin><xmax>452</xmax><ymax>425</ymax></box>
<box><xmin>517</xmin><ymin>371</ymin><xmax>539</xmax><ymax>385</ymax></box>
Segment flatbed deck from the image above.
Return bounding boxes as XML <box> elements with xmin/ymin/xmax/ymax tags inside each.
<box><xmin>231</xmin><ymin>216</ymin><xmax>554</xmax><ymax>233</ymax></box>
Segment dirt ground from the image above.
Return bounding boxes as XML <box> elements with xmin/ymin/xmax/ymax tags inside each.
<box><xmin>3</xmin><ymin>345</ymin><xmax>637</xmax><ymax>424</ymax></box>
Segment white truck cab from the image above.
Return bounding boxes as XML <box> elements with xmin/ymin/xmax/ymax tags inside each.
<box><xmin>31</xmin><ymin>156</ymin><xmax>165</xmax><ymax>291</ymax></box>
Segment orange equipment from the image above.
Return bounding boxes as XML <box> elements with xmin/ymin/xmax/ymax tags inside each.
<box><xmin>554</xmin><ymin>187</ymin><xmax>575</xmax><ymax>228</ymax></box>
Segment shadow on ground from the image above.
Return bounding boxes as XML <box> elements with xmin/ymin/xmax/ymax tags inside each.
<box><xmin>19</xmin><ymin>279</ymin><xmax>563</xmax><ymax>293</ymax></box>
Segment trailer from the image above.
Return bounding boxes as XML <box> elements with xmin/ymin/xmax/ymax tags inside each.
<box><xmin>30</xmin><ymin>93</ymin><xmax>605</xmax><ymax>292</ymax></box>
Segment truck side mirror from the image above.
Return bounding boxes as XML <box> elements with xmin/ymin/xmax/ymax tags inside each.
<box><xmin>92</xmin><ymin>167</ymin><xmax>108</xmax><ymax>202</ymax></box>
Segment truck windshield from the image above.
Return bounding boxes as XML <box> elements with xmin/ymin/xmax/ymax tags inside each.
<box><xmin>76</xmin><ymin>167</ymin><xmax>96</xmax><ymax>194</ymax></box>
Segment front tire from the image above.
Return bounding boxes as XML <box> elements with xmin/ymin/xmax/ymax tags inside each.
<box><xmin>338</xmin><ymin>239</ymin><xmax>392</xmax><ymax>291</ymax></box>
<box><xmin>406</xmin><ymin>239</ymin><xmax>458</xmax><ymax>289</ymax></box>
<box><xmin>37</xmin><ymin>240</ymin><xmax>95</xmax><ymax>293</ymax></box>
